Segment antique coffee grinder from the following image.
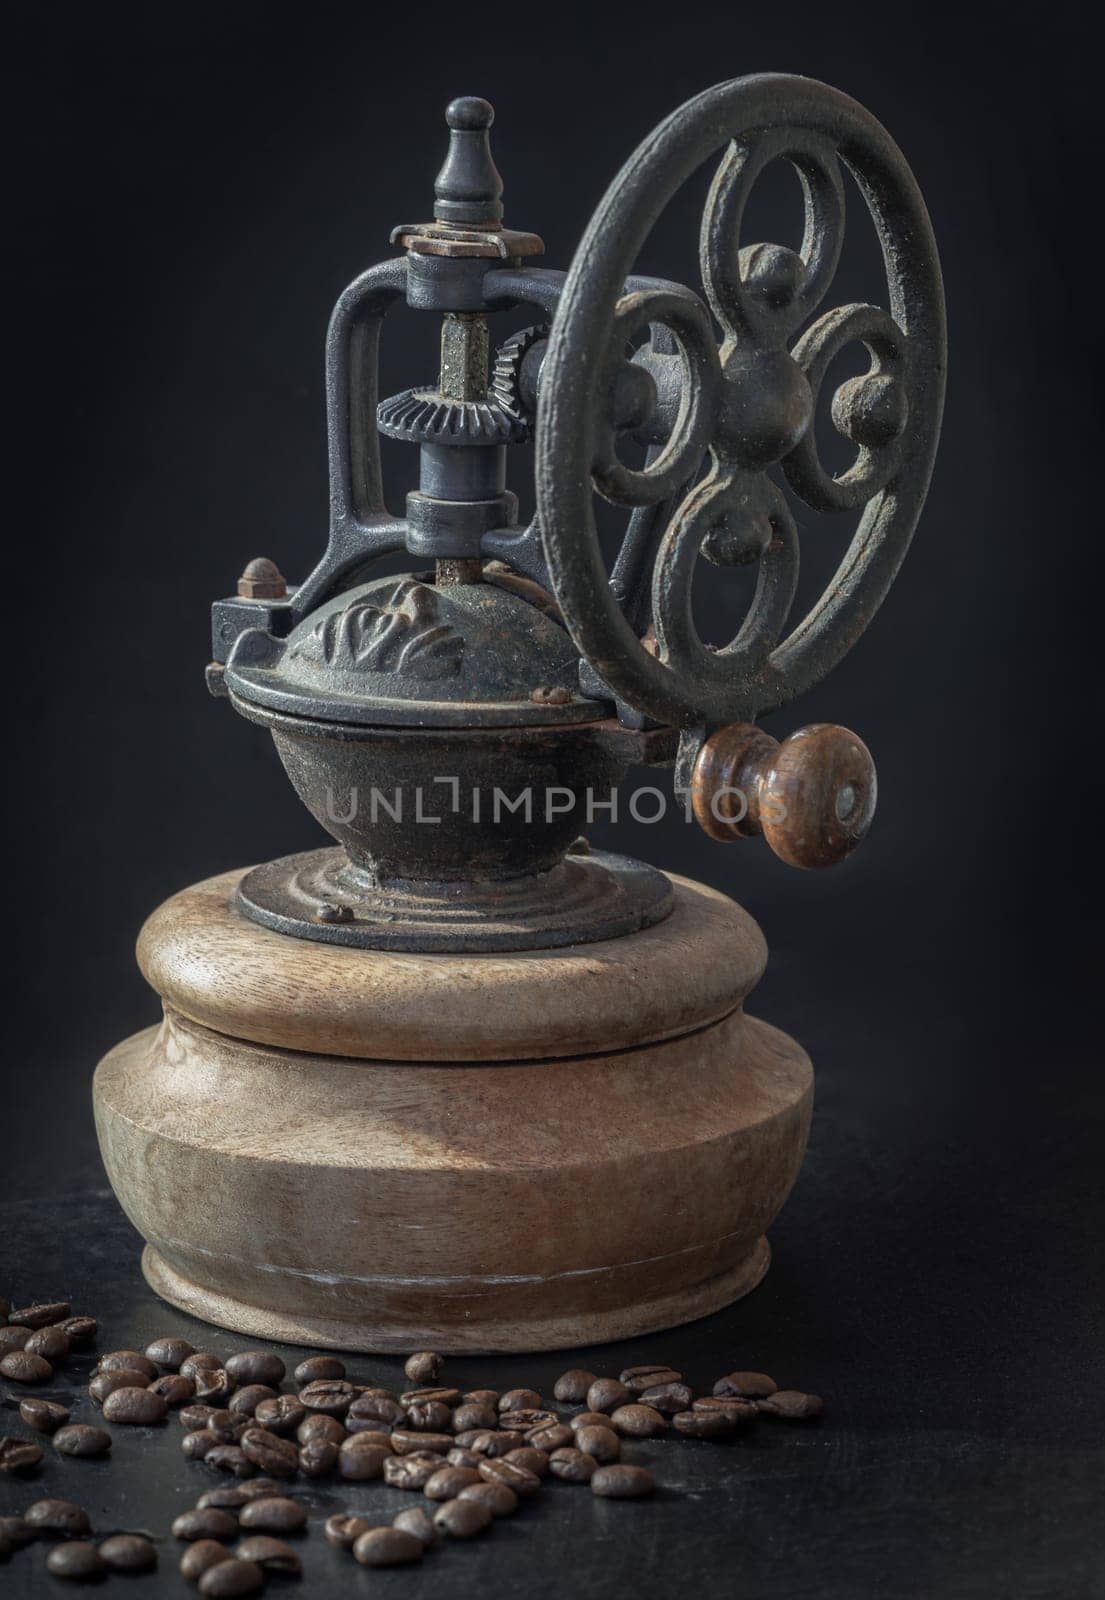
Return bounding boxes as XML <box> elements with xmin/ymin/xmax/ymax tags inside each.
<box><xmin>94</xmin><ymin>76</ymin><xmax>944</xmax><ymax>1351</ymax></box>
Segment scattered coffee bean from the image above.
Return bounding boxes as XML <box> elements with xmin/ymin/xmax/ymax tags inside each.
<box><xmin>25</xmin><ymin>1499</ymin><xmax>91</xmax><ymax>1536</ymax></box>
<box><xmin>150</xmin><ymin>1374</ymin><xmax>197</xmax><ymax>1407</ymax></box>
<box><xmin>57</xmin><ymin>1317</ymin><xmax>98</xmax><ymax>1345</ymax></box>
<box><xmin>0</xmin><ymin>1326</ymin><xmax>31</xmax><ymax>1356</ymax></box>
<box><xmin>99</xmin><ymin>1533</ymin><xmax>157</xmax><ymax>1571</ymax></box>
<box><xmin>498</xmin><ymin>1408</ymin><xmax>557</xmax><ymax>1432</ymax></box>
<box><xmin>347</xmin><ymin>1392</ymin><xmax>404</xmax><ymax>1428</ymax></box>
<box><xmin>620</xmin><ymin>1363</ymin><xmax>682</xmax><ymax>1391</ymax></box>
<box><xmin>447</xmin><ymin>1446</ymin><xmax>481</xmax><ymax>1468</ymax></box>
<box><xmin>293</xmin><ymin>1354</ymin><xmax>344</xmax><ymax>1386</ymax></box>
<box><xmin>591</xmin><ymin>1463</ymin><xmax>655</xmax><ymax>1499</ymax></box>
<box><xmin>637</xmin><ymin>1382</ymin><xmax>694</xmax><ymax>1416</ymax></box>
<box><xmin>459</xmin><ymin>1428</ymin><xmax>518</xmax><ymax>1458</ymax></box>
<box><xmin>400</xmin><ymin>1386</ymin><xmax>461</xmax><ymax>1407</ymax></box>
<box><xmin>296</xmin><ymin>1413</ymin><xmax>345</xmax><ymax>1446</ymax></box>
<box><xmin>459</xmin><ymin>1479</ymin><xmax>518</xmax><ymax>1516</ymax></box>
<box><xmin>173</xmin><ymin>1508</ymin><xmax>239</xmax><ymax>1542</ymax></box>
<box><xmin>433</xmin><ymin>1498</ymin><xmax>492</xmax><ymax>1539</ymax></box>
<box><xmin>208</xmin><ymin>1410</ymin><xmax>248</xmax><ymax>1443</ymax></box>
<box><xmin>97</xmin><ymin>1350</ymin><xmax>158</xmax><ymax>1379</ymax></box>
<box><xmin>225</xmin><ymin>1351</ymin><xmax>285</xmax><ymax>1388</ymax></box>
<box><xmin>499</xmin><ymin>1387</ymin><xmax>543</xmax><ymax>1413</ymax></box>
<box><xmin>610</xmin><ymin>1403</ymin><xmax>667</xmax><ymax>1439</ymax></box>
<box><xmin>0</xmin><ymin>1435</ymin><xmax>43</xmax><ymax>1473</ymax></box>
<box><xmin>238</xmin><ymin>1496</ymin><xmax>307</xmax><ymax>1534</ymax></box>
<box><xmin>230</xmin><ymin>1385</ymin><xmax>278</xmax><ymax>1418</ymax></box>
<box><xmin>90</xmin><ymin>1368</ymin><xmax>151</xmax><ymax>1403</ymax></box>
<box><xmin>299</xmin><ymin>1378</ymin><xmax>355</xmax><ymax>1416</ymax></box>
<box><xmin>569</xmin><ymin>1411</ymin><xmax>615</xmax><ymax>1433</ymax></box>
<box><xmin>103</xmin><ymin>1385</ymin><xmax>168</xmax><ymax>1425</ymax></box>
<box><xmin>19</xmin><ymin>1398</ymin><xmax>69</xmax><ymax>1434</ymax></box>
<box><xmin>183</xmin><ymin>1430</ymin><xmax>219</xmax><ymax>1460</ymax></box>
<box><xmin>405</xmin><ymin>1399</ymin><xmax>452</xmax><ymax>1432</ymax></box>
<box><xmin>586</xmin><ymin>1378</ymin><xmax>632</xmax><ymax>1414</ymax></box>
<box><xmin>713</xmin><ymin>1370</ymin><xmax>777</xmax><ymax>1399</ymax></box>
<box><xmin>477</xmin><ymin>1457</ymin><xmax>541</xmax><ymax>1496</ymax></box>
<box><xmin>55</xmin><ymin>1424</ymin><xmax>112</xmax><ymax>1458</ymax></box>
<box><xmin>462</xmin><ymin>1389</ymin><xmax>500</xmax><ymax>1408</ymax></box>
<box><xmin>0</xmin><ymin>1515</ymin><xmax>36</xmax><ymax>1549</ymax></box>
<box><xmin>179</xmin><ymin>1538</ymin><xmax>232</xmax><ymax>1581</ymax></box>
<box><xmin>424</xmin><ymin>1464</ymin><xmax>481</xmax><ymax>1500</ymax></box>
<box><xmin>299</xmin><ymin>1437</ymin><xmax>339</xmax><ymax>1478</ymax></box>
<box><xmin>180</xmin><ymin>1352</ymin><xmax>222</xmax><ymax>1380</ymax></box>
<box><xmin>339</xmin><ymin>1437</ymin><xmax>391</xmax><ymax>1481</ymax></box>
<box><xmin>194</xmin><ymin>1369</ymin><xmax>235</xmax><ymax>1402</ymax></box>
<box><xmin>525</xmin><ymin>1422</ymin><xmax>574</xmax><ymax>1451</ymax></box>
<box><xmin>390</xmin><ymin>1428</ymin><xmax>454</xmax><ymax>1456</ymax></box>
<box><xmin>575</xmin><ymin>1424</ymin><xmax>620</xmax><ymax>1463</ymax></box>
<box><xmin>553</xmin><ymin>1368</ymin><xmax>597</xmax><ymax>1404</ymax></box>
<box><xmin>196</xmin><ymin>1480</ymin><xmax>280</xmax><ymax>1510</ymax></box>
<box><xmin>240</xmin><ymin>1426</ymin><xmax>298</xmax><ymax>1478</ymax></box>
<box><xmin>450</xmin><ymin>1402</ymin><xmax>495</xmax><ymax>1433</ymax></box>
<box><xmin>9</xmin><ymin>1302</ymin><xmax>70</xmax><ymax>1329</ymax></box>
<box><xmin>693</xmin><ymin>1396</ymin><xmax>757</xmax><ymax>1424</ymax></box>
<box><xmin>353</xmin><ymin>1525</ymin><xmax>424</xmax><ymax>1566</ymax></box>
<box><xmin>384</xmin><ymin>1452</ymin><xmax>444</xmax><ymax>1490</ymax></box>
<box><xmin>180</xmin><ymin>1404</ymin><xmax>219</xmax><ymax>1432</ymax></box>
<box><xmin>548</xmin><ymin>1446</ymin><xmax>597</xmax><ymax>1483</ymax></box>
<box><xmin>0</xmin><ymin>1350</ymin><xmax>52</xmax><ymax>1383</ymax></box>
<box><xmin>673</xmin><ymin>1409</ymin><xmax>738</xmax><ymax>1439</ymax></box>
<box><xmin>391</xmin><ymin>1506</ymin><xmax>439</xmax><ymax>1547</ymax></box>
<box><xmin>504</xmin><ymin>1446</ymin><xmax>549</xmax><ymax>1477</ymax></box>
<box><xmin>46</xmin><ymin>1539</ymin><xmax>105</xmax><ymax>1580</ymax></box>
<box><xmin>756</xmin><ymin>1389</ymin><xmax>824</xmax><ymax>1420</ymax></box>
<box><xmin>198</xmin><ymin>1557</ymin><xmax>265</xmax><ymax>1596</ymax></box>
<box><xmin>403</xmin><ymin>1351</ymin><xmax>443</xmax><ymax>1384</ymax></box>
<box><xmin>236</xmin><ymin>1535</ymin><xmax>301</xmax><ymax>1573</ymax></box>
<box><xmin>325</xmin><ymin>1512</ymin><xmax>370</xmax><ymax>1548</ymax></box>
<box><xmin>253</xmin><ymin>1395</ymin><xmax>304</xmax><ymax>1436</ymax></box>
<box><xmin>25</xmin><ymin>1326</ymin><xmax>70</xmax><ymax>1362</ymax></box>
<box><xmin>204</xmin><ymin>1445</ymin><xmax>255</xmax><ymax>1477</ymax></box>
<box><xmin>146</xmin><ymin>1336</ymin><xmax>195</xmax><ymax>1369</ymax></box>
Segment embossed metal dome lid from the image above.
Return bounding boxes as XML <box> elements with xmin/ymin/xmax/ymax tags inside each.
<box><xmin>224</xmin><ymin>572</ymin><xmax>602</xmax><ymax>728</ymax></box>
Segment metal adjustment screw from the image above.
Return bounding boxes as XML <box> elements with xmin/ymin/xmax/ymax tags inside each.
<box><xmin>434</xmin><ymin>96</ymin><xmax>503</xmax><ymax>224</ymax></box>
<box><xmin>237</xmin><ymin>557</ymin><xmax>287</xmax><ymax>600</ymax></box>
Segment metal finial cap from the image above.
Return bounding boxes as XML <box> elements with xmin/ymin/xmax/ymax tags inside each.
<box><xmin>434</xmin><ymin>96</ymin><xmax>503</xmax><ymax>224</ymax></box>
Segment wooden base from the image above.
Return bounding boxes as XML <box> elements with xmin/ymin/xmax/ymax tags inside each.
<box><xmin>94</xmin><ymin>868</ymin><xmax>813</xmax><ymax>1353</ymax></box>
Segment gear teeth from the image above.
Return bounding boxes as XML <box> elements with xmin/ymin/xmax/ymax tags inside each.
<box><xmin>376</xmin><ymin>387</ymin><xmax>527</xmax><ymax>445</ymax></box>
<box><xmin>490</xmin><ymin>325</ymin><xmax>549</xmax><ymax>425</ymax></box>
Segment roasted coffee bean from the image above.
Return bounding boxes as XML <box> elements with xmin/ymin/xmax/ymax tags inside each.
<box><xmin>240</xmin><ymin>1426</ymin><xmax>298</xmax><ymax>1478</ymax></box>
<box><xmin>548</xmin><ymin>1446</ymin><xmax>596</xmax><ymax>1483</ymax></box>
<box><xmin>198</xmin><ymin>1557</ymin><xmax>264</xmax><ymax>1596</ymax></box>
<box><xmin>424</xmin><ymin>1464</ymin><xmax>481</xmax><ymax>1500</ymax></box>
<box><xmin>25</xmin><ymin>1326</ymin><xmax>70</xmax><ymax>1362</ymax></box>
<box><xmin>0</xmin><ymin>1350</ymin><xmax>52</xmax><ymax>1383</ymax></box>
<box><xmin>401</xmin><ymin>1385</ymin><xmax>461</xmax><ymax>1407</ymax></box>
<box><xmin>610</xmin><ymin>1404</ymin><xmax>667</xmax><ymax>1439</ymax></box>
<box><xmin>692</xmin><ymin>1396</ymin><xmax>757</xmax><ymax>1424</ymax></box>
<box><xmin>447</xmin><ymin>1446</ymin><xmax>481</xmax><ymax>1468</ymax></box>
<box><xmin>9</xmin><ymin>1302</ymin><xmax>70</xmax><ymax>1329</ymax></box>
<box><xmin>325</xmin><ymin>1512</ymin><xmax>370</xmax><ymax>1548</ymax></box>
<box><xmin>347</xmin><ymin>1392</ymin><xmax>404</xmax><ymax>1428</ymax></box>
<box><xmin>497</xmin><ymin>1408</ymin><xmax>557</xmax><ymax>1432</ymax></box>
<box><xmin>403</xmin><ymin>1351</ymin><xmax>443</xmax><ymax>1384</ymax></box>
<box><xmin>229</xmin><ymin>1384</ymin><xmax>277</xmax><ymax>1417</ymax></box>
<box><xmin>499</xmin><ymin>1387</ymin><xmax>543</xmax><ymax>1413</ymax></box>
<box><xmin>0</xmin><ymin>1515</ymin><xmax>36</xmax><ymax>1549</ymax></box>
<box><xmin>46</xmin><ymin>1540</ymin><xmax>105</xmax><ymax>1580</ymax></box>
<box><xmin>179</xmin><ymin>1538</ymin><xmax>232</xmax><ymax>1581</ymax></box>
<box><xmin>196</xmin><ymin>1479</ymin><xmax>280</xmax><ymax>1510</ymax></box>
<box><xmin>637</xmin><ymin>1382</ymin><xmax>694</xmax><ymax>1415</ymax></box>
<box><xmin>238</xmin><ymin>1496</ymin><xmax>307</xmax><ymax>1534</ymax></box>
<box><xmin>356</xmin><ymin>1384</ymin><xmax>399</xmax><ymax>1400</ymax></box>
<box><xmin>459</xmin><ymin>1479</ymin><xmax>518</xmax><ymax>1517</ymax></box>
<box><xmin>253</xmin><ymin>1395</ymin><xmax>305</xmax><ymax>1436</ymax></box>
<box><xmin>204</xmin><ymin>1445</ymin><xmax>255</xmax><ymax>1477</ymax></box>
<box><xmin>756</xmin><ymin>1389</ymin><xmax>824</xmax><ymax>1420</ymax></box>
<box><xmin>90</xmin><ymin>1368</ymin><xmax>151</xmax><ymax>1403</ymax></box>
<box><xmin>525</xmin><ymin>1422</ymin><xmax>574</xmax><ymax>1452</ymax></box>
<box><xmin>713</xmin><ymin>1370</ymin><xmax>777</xmax><ymax>1399</ymax></box>
<box><xmin>236</xmin><ymin>1535</ymin><xmax>301</xmax><ymax>1573</ymax></box>
<box><xmin>0</xmin><ymin>1435</ymin><xmax>43</xmax><ymax>1473</ymax></box>
<box><xmin>433</xmin><ymin>1498</ymin><xmax>492</xmax><ymax>1538</ymax></box>
<box><xmin>620</xmin><ymin>1363</ymin><xmax>682</xmax><ymax>1392</ymax></box>
<box><xmin>26</xmin><ymin>1499</ymin><xmax>91</xmax><ymax>1536</ymax></box>
<box><xmin>504</xmin><ymin>1446</ymin><xmax>549</xmax><ymax>1477</ymax></box>
<box><xmin>391</xmin><ymin>1506</ymin><xmax>439</xmax><ymax>1547</ymax></box>
<box><xmin>575</xmin><ymin>1424</ymin><xmax>620</xmax><ymax>1463</ymax></box>
<box><xmin>173</xmin><ymin>1508</ymin><xmax>239</xmax><ymax>1542</ymax></box>
<box><xmin>462</xmin><ymin>1388</ymin><xmax>500</xmax><ymax>1408</ymax></box>
<box><xmin>384</xmin><ymin>1451</ymin><xmax>444</xmax><ymax>1490</ymax></box>
<box><xmin>452</xmin><ymin>1401</ymin><xmax>497</xmax><ymax>1433</ymax></box>
<box><xmin>460</xmin><ymin>1428</ymin><xmax>518</xmax><ymax>1458</ymax></box>
<box><xmin>183</xmin><ymin>1429</ymin><xmax>219</xmax><ymax>1460</ymax></box>
<box><xmin>672</xmin><ymin>1409</ymin><xmax>738</xmax><ymax>1439</ymax></box>
<box><xmin>99</xmin><ymin>1532</ymin><xmax>158</xmax><ymax>1572</ymax></box>
<box><xmin>180</xmin><ymin>1352</ymin><xmax>222</xmax><ymax>1380</ymax></box>
<box><xmin>298</xmin><ymin>1436</ymin><xmax>338</xmax><ymax>1479</ymax></box>
<box><xmin>207</xmin><ymin>1409</ymin><xmax>245</xmax><ymax>1442</ymax></box>
<box><xmin>296</xmin><ymin>1413</ymin><xmax>345</xmax><ymax>1446</ymax></box>
<box><xmin>405</xmin><ymin>1399</ymin><xmax>452</xmax><ymax>1432</ymax></box>
<box><xmin>586</xmin><ymin>1378</ymin><xmax>632</xmax><ymax>1414</ymax></box>
<box><xmin>291</xmin><ymin>1355</ymin><xmax>343</xmax><ymax>1387</ymax></box>
<box><xmin>57</xmin><ymin>1317</ymin><xmax>98</xmax><ymax>1346</ymax></box>
<box><xmin>103</xmin><ymin>1385</ymin><xmax>168</xmax><ymax>1425</ymax></box>
<box><xmin>146</xmin><ymin>1336</ymin><xmax>195</xmax><ymax>1370</ymax></box>
<box><xmin>97</xmin><ymin>1349</ymin><xmax>158</xmax><ymax>1379</ymax></box>
<box><xmin>569</xmin><ymin>1410</ymin><xmax>615</xmax><ymax>1433</ymax></box>
<box><xmin>477</xmin><ymin>1457</ymin><xmax>541</xmax><ymax>1496</ymax></box>
<box><xmin>150</xmin><ymin>1374</ymin><xmax>197</xmax><ymax>1407</ymax></box>
<box><xmin>353</xmin><ymin>1526</ymin><xmax>424</xmax><ymax>1566</ymax></box>
<box><xmin>0</xmin><ymin>1325</ymin><xmax>31</xmax><ymax>1356</ymax></box>
<box><xmin>19</xmin><ymin>1397</ymin><xmax>69</xmax><ymax>1433</ymax></box>
<box><xmin>194</xmin><ymin>1369</ymin><xmax>235</xmax><ymax>1402</ymax></box>
<box><xmin>225</xmin><ymin>1351</ymin><xmax>285</xmax><ymax>1388</ymax></box>
<box><xmin>180</xmin><ymin>1404</ymin><xmax>219</xmax><ymax>1432</ymax></box>
<box><xmin>339</xmin><ymin>1437</ymin><xmax>390</xmax><ymax>1481</ymax></box>
<box><xmin>390</xmin><ymin>1428</ymin><xmax>454</xmax><ymax>1456</ymax></box>
<box><xmin>299</xmin><ymin>1378</ymin><xmax>355</xmax><ymax>1416</ymax></box>
<box><xmin>591</xmin><ymin>1463</ymin><xmax>655</xmax><ymax>1499</ymax></box>
<box><xmin>55</xmin><ymin>1424</ymin><xmax>111</xmax><ymax>1458</ymax></box>
<box><xmin>553</xmin><ymin>1368</ymin><xmax>596</xmax><ymax>1404</ymax></box>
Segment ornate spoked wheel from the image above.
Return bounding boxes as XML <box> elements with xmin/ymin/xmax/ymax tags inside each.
<box><xmin>536</xmin><ymin>73</ymin><xmax>946</xmax><ymax>729</ymax></box>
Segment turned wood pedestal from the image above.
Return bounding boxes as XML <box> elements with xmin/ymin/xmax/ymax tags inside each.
<box><xmin>93</xmin><ymin>867</ymin><xmax>812</xmax><ymax>1353</ymax></box>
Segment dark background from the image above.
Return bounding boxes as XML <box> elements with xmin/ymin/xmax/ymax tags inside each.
<box><xmin>4</xmin><ymin>3</ymin><xmax>1102</xmax><ymax>1596</ymax></box>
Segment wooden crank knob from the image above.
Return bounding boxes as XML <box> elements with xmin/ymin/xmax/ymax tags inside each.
<box><xmin>692</xmin><ymin>722</ymin><xmax>877</xmax><ymax>869</ymax></box>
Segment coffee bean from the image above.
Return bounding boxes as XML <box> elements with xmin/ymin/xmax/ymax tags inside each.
<box><xmin>198</xmin><ymin>1557</ymin><xmax>265</xmax><ymax>1596</ymax></box>
<box><xmin>477</xmin><ymin>1457</ymin><xmax>541</xmax><ymax>1496</ymax></box>
<box><xmin>586</xmin><ymin>1378</ymin><xmax>632</xmax><ymax>1413</ymax></box>
<box><xmin>98</xmin><ymin>1532</ymin><xmax>157</xmax><ymax>1572</ymax></box>
<box><xmin>462</xmin><ymin>1388</ymin><xmax>500</xmax><ymax>1408</ymax></box>
<box><xmin>575</xmin><ymin>1424</ymin><xmax>620</xmax><ymax>1463</ymax></box>
<box><xmin>569</xmin><ymin>1410</ymin><xmax>615</xmax><ymax>1432</ymax></box>
<box><xmin>225</xmin><ymin>1352</ymin><xmax>285</xmax><ymax>1388</ymax></box>
<box><xmin>714</xmin><ymin>1370</ymin><xmax>777</xmax><ymax>1399</ymax></box>
<box><xmin>672</xmin><ymin>1409</ymin><xmax>738</xmax><ymax>1439</ymax></box>
<box><xmin>325</xmin><ymin>1512</ymin><xmax>370</xmax><ymax>1547</ymax></box>
<box><xmin>451</xmin><ymin>1401</ymin><xmax>496</xmax><ymax>1433</ymax></box>
<box><xmin>9</xmin><ymin>1302</ymin><xmax>70</xmax><ymax>1329</ymax></box>
<box><xmin>229</xmin><ymin>1384</ymin><xmax>277</xmax><ymax>1417</ymax></box>
<box><xmin>356</xmin><ymin>1384</ymin><xmax>398</xmax><ymax>1400</ymax></box>
<box><xmin>252</xmin><ymin>1395</ymin><xmax>305</xmax><ymax>1436</ymax></box>
<box><xmin>26</xmin><ymin>1500</ymin><xmax>91</xmax><ymax>1536</ymax></box>
<box><xmin>194</xmin><ymin>1370</ymin><xmax>235</xmax><ymax>1402</ymax></box>
<box><xmin>173</xmin><ymin>1508</ymin><xmax>239</xmax><ymax>1542</ymax></box>
<box><xmin>183</xmin><ymin>1430</ymin><xmax>219</xmax><ymax>1460</ymax></box>
<box><xmin>610</xmin><ymin>1404</ymin><xmax>667</xmax><ymax>1439</ymax></box>
<box><xmin>204</xmin><ymin>1445</ymin><xmax>255</xmax><ymax>1477</ymax></box>
<box><xmin>353</xmin><ymin>1526</ymin><xmax>424</xmax><ymax>1566</ymax></box>
<box><xmin>55</xmin><ymin>1424</ymin><xmax>111</xmax><ymax>1458</ymax></box>
<box><xmin>384</xmin><ymin>1451</ymin><xmax>444</xmax><ymax>1490</ymax></box>
<box><xmin>637</xmin><ymin>1381</ymin><xmax>694</xmax><ymax>1415</ymax></box>
<box><xmin>347</xmin><ymin>1392</ymin><xmax>404</xmax><ymax>1428</ymax></box>
<box><xmin>400</xmin><ymin>1386</ymin><xmax>461</xmax><ymax>1407</ymax></box>
<box><xmin>0</xmin><ymin>1515</ymin><xmax>36</xmax><ymax>1549</ymax></box>
<box><xmin>299</xmin><ymin>1378</ymin><xmax>355</xmax><ymax>1416</ymax></box>
<box><xmin>591</xmin><ymin>1463</ymin><xmax>655</xmax><ymax>1499</ymax></box>
<box><xmin>150</xmin><ymin>1374</ymin><xmax>197</xmax><ymax>1407</ymax></box>
<box><xmin>180</xmin><ymin>1404</ymin><xmax>219</xmax><ymax>1432</ymax></box>
<box><xmin>432</xmin><ymin>1498</ymin><xmax>492</xmax><ymax>1538</ymax></box>
<box><xmin>297</xmin><ymin>1412</ymin><xmax>345</xmax><ymax>1446</ymax></box>
<box><xmin>405</xmin><ymin>1399</ymin><xmax>452</xmax><ymax>1432</ymax></box>
<box><xmin>26</xmin><ymin>1326</ymin><xmax>69</xmax><ymax>1362</ymax></box>
<box><xmin>447</xmin><ymin>1447</ymin><xmax>480</xmax><ymax>1468</ymax></box>
<box><xmin>339</xmin><ymin>1437</ymin><xmax>391</xmax><ymax>1481</ymax></box>
<box><xmin>620</xmin><ymin>1363</ymin><xmax>682</xmax><ymax>1392</ymax></box>
<box><xmin>0</xmin><ymin>1350</ymin><xmax>52</xmax><ymax>1383</ymax></box>
<box><xmin>390</xmin><ymin>1428</ymin><xmax>454</xmax><ymax>1456</ymax></box>
<box><xmin>238</xmin><ymin>1496</ymin><xmax>307</xmax><ymax>1534</ymax></box>
<box><xmin>57</xmin><ymin>1317</ymin><xmax>98</xmax><ymax>1346</ymax></box>
<box><xmin>146</xmin><ymin>1336</ymin><xmax>195</xmax><ymax>1370</ymax></box>
<box><xmin>97</xmin><ymin>1349</ymin><xmax>158</xmax><ymax>1379</ymax></box>
<box><xmin>179</xmin><ymin>1538</ymin><xmax>232</xmax><ymax>1581</ymax></box>
<box><xmin>391</xmin><ymin>1506</ymin><xmax>439</xmax><ymax>1547</ymax></box>
<box><xmin>525</xmin><ymin>1422</ymin><xmax>574</xmax><ymax>1452</ymax></box>
<box><xmin>236</xmin><ymin>1535</ymin><xmax>301</xmax><ymax>1573</ymax></box>
<box><xmin>0</xmin><ymin>1435</ymin><xmax>42</xmax><ymax>1472</ymax></box>
<box><xmin>424</xmin><ymin>1464</ymin><xmax>481</xmax><ymax>1500</ymax></box>
<box><xmin>504</xmin><ymin>1446</ymin><xmax>549</xmax><ymax>1477</ymax></box>
<box><xmin>548</xmin><ymin>1446</ymin><xmax>596</xmax><ymax>1483</ymax></box>
<box><xmin>240</xmin><ymin>1426</ymin><xmax>298</xmax><ymax>1478</ymax></box>
<box><xmin>299</xmin><ymin>1437</ymin><xmax>339</xmax><ymax>1478</ymax></box>
<box><xmin>0</xmin><ymin>1326</ymin><xmax>31</xmax><ymax>1356</ymax></box>
<box><xmin>756</xmin><ymin>1389</ymin><xmax>824</xmax><ymax>1420</ymax></box>
<box><xmin>692</xmin><ymin>1396</ymin><xmax>757</xmax><ymax>1424</ymax></box>
<box><xmin>403</xmin><ymin>1351</ymin><xmax>443</xmax><ymax>1383</ymax></box>
<box><xmin>90</xmin><ymin>1368</ymin><xmax>151</xmax><ymax>1403</ymax></box>
<box><xmin>458</xmin><ymin>1428</ymin><xmax>518</xmax><ymax>1458</ymax></box>
<box><xmin>46</xmin><ymin>1540</ymin><xmax>106</xmax><ymax>1580</ymax></box>
<box><xmin>208</xmin><ymin>1410</ymin><xmax>248</xmax><ymax>1443</ymax></box>
<box><xmin>499</xmin><ymin>1387</ymin><xmax>543</xmax><ymax>1413</ymax></box>
<box><xmin>103</xmin><ymin>1385</ymin><xmax>168</xmax><ymax>1425</ymax></box>
<box><xmin>459</xmin><ymin>1479</ymin><xmax>518</xmax><ymax>1516</ymax></box>
<box><xmin>293</xmin><ymin>1354</ymin><xmax>345</xmax><ymax>1385</ymax></box>
<box><xmin>553</xmin><ymin>1368</ymin><xmax>597</xmax><ymax>1404</ymax></box>
<box><xmin>498</xmin><ymin>1408</ymin><xmax>558</xmax><ymax>1432</ymax></box>
<box><xmin>20</xmin><ymin>1398</ymin><xmax>69</xmax><ymax>1433</ymax></box>
<box><xmin>180</xmin><ymin>1352</ymin><xmax>222</xmax><ymax>1380</ymax></box>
